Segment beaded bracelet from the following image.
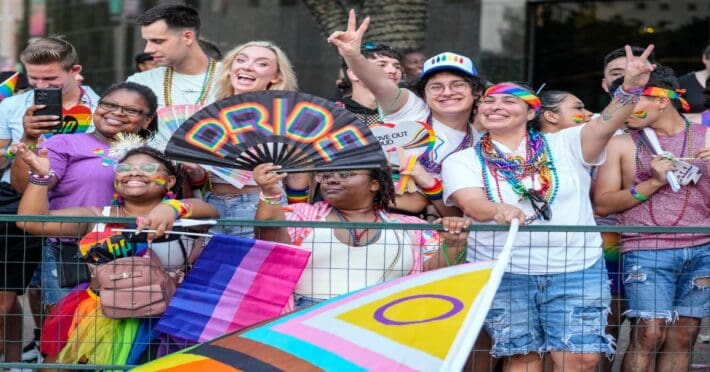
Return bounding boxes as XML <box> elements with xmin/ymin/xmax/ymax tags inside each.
<box><xmin>421</xmin><ymin>178</ymin><xmax>443</xmax><ymax>200</ymax></box>
<box><xmin>161</xmin><ymin>199</ymin><xmax>193</xmax><ymax>219</ymax></box>
<box><xmin>613</xmin><ymin>86</ymin><xmax>642</xmax><ymax>106</ymax></box>
<box><xmin>259</xmin><ymin>192</ymin><xmax>283</xmax><ymax>205</ymax></box>
<box><xmin>630</xmin><ymin>185</ymin><xmax>648</xmax><ymax>202</ymax></box>
<box><xmin>285</xmin><ymin>186</ymin><xmax>309</xmax><ymax>204</ymax></box>
<box><xmin>28</xmin><ymin>170</ymin><xmax>56</xmax><ymax>186</ymax></box>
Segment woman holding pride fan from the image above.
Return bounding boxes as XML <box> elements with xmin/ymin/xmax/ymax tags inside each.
<box><xmin>328</xmin><ymin>10</ymin><xmax>484</xmax><ymax>217</ymax></box>
<box><xmin>441</xmin><ymin>45</ymin><xmax>656</xmax><ymax>371</ymax></box>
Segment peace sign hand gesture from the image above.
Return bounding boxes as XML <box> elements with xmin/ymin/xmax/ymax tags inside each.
<box><xmin>327</xmin><ymin>9</ymin><xmax>370</xmax><ymax>59</ymax></box>
<box><xmin>623</xmin><ymin>44</ymin><xmax>656</xmax><ymax>90</ymax></box>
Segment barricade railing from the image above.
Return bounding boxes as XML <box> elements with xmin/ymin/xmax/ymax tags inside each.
<box><xmin>0</xmin><ymin>215</ymin><xmax>708</xmax><ymax>371</ymax></box>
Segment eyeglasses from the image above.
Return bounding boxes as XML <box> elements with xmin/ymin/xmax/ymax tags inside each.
<box><xmin>114</xmin><ymin>163</ymin><xmax>164</xmax><ymax>175</ymax></box>
<box><xmin>425</xmin><ymin>80</ymin><xmax>470</xmax><ymax>96</ymax></box>
<box><xmin>98</xmin><ymin>101</ymin><xmax>147</xmax><ymax>117</ymax></box>
<box><xmin>526</xmin><ymin>189</ymin><xmax>552</xmax><ymax>221</ymax></box>
<box><xmin>315</xmin><ymin>170</ymin><xmax>366</xmax><ymax>183</ymax></box>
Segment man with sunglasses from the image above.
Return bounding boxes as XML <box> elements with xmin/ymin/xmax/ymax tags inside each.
<box><xmin>336</xmin><ymin>41</ymin><xmax>403</xmax><ymax>127</ymax></box>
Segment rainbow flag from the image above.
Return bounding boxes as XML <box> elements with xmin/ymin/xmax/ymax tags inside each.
<box><xmin>0</xmin><ymin>72</ymin><xmax>19</xmax><ymax>101</ymax></box>
<box><xmin>155</xmin><ymin>234</ymin><xmax>311</xmax><ymax>343</ymax></box>
<box><xmin>136</xmin><ymin>222</ymin><xmax>519</xmax><ymax>371</ymax></box>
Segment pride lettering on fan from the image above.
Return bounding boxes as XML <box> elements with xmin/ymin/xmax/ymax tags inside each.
<box><xmin>183</xmin><ymin>99</ymin><xmax>367</xmax><ymax>160</ymax></box>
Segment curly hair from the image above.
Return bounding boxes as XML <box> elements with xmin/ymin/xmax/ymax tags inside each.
<box><xmin>119</xmin><ymin>146</ymin><xmax>185</xmax><ymax>198</ymax></box>
<box><xmin>369</xmin><ymin>167</ymin><xmax>395</xmax><ymax>210</ymax></box>
<box><xmin>413</xmin><ymin>69</ymin><xmax>485</xmax><ymax>122</ymax></box>
<box><xmin>100</xmin><ymin>82</ymin><xmax>158</xmax><ymax>140</ymax></box>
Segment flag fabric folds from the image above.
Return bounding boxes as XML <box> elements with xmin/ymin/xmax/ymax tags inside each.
<box><xmin>155</xmin><ymin>234</ymin><xmax>311</xmax><ymax>343</ymax></box>
<box><xmin>0</xmin><ymin>72</ymin><xmax>19</xmax><ymax>101</ymax></box>
<box><xmin>136</xmin><ymin>219</ymin><xmax>519</xmax><ymax>372</ymax></box>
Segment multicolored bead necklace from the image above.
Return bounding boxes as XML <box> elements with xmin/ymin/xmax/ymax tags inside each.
<box><xmin>476</xmin><ymin>129</ymin><xmax>558</xmax><ymax>223</ymax></box>
<box><xmin>332</xmin><ymin>208</ymin><xmax>381</xmax><ymax>247</ymax></box>
<box><xmin>634</xmin><ymin>118</ymin><xmax>692</xmax><ymax>226</ymax></box>
<box><xmin>162</xmin><ymin>58</ymin><xmax>216</xmax><ymax>106</ymax></box>
<box><xmin>418</xmin><ymin>114</ymin><xmax>473</xmax><ymax>174</ymax></box>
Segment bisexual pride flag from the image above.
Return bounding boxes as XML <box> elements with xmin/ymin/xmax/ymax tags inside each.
<box><xmin>155</xmin><ymin>234</ymin><xmax>311</xmax><ymax>342</ymax></box>
<box><xmin>136</xmin><ymin>222</ymin><xmax>520</xmax><ymax>372</ymax></box>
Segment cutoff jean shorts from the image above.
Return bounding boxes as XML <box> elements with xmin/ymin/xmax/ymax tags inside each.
<box><xmin>483</xmin><ymin>257</ymin><xmax>614</xmax><ymax>357</ymax></box>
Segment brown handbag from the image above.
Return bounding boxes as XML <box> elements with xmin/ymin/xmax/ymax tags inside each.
<box><xmin>93</xmin><ymin>248</ymin><xmax>177</xmax><ymax>319</ymax></box>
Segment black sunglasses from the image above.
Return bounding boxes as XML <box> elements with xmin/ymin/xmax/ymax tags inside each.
<box><xmin>362</xmin><ymin>41</ymin><xmax>397</xmax><ymax>54</ymax></box>
<box><xmin>526</xmin><ymin>189</ymin><xmax>552</xmax><ymax>221</ymax></box>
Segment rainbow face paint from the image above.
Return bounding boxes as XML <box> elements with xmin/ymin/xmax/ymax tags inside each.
<box><xmin>484</xmin><ymin>83</ymin><xmax>541</xmax><ymax>113</ymax></box>
<box><xmin>632</xmin><ymin>111</ymin><xmax>648</xmax><ymax>119</ymax></box>
<box><xmin>571</xmin><ymin>115</ymin><xmax>585</xmax><ymax>124</ymax></box>
<box><xmin>155</xmin><ymin>176</ymin><xmax>167</xmax><ymax>186</ymax></box>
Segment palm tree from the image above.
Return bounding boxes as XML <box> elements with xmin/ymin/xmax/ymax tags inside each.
<box><xmin>302</xmin><ymin>0</ymin><xmax>428</xmax><ymax>51</ymax></box>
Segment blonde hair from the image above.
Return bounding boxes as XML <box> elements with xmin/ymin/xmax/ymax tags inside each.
<box><xmin>20</xmin><ymin>37</ymin><xmax>79</xmax><ymax>70</ymax></box>
<box><xmin>215</xmin><ymin>41</ymin><xmax>298</xmax><ymax>100</ymax></box>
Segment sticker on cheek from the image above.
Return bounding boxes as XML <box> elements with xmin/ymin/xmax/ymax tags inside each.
<box><xmin>632</xmin><ymin>111</ymin><xmax>648</xmax><ymax>119</ymax></box>
<box><xmin>155</xmin><ymin>176</ymin><xmax>167</xmax><ymax>186</ymax></box>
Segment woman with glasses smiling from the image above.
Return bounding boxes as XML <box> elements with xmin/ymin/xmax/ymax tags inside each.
<box><xmin>328</xmin><ymin>11</ymin><xmax>484</xmax><ymax>218</ymax></box>
<box><xmin>252</xmin><ymin>163</ymin><xmax>469</xmax><ymax>308</ymax></box>
<box><xmin>15</xmin><ymin>144</ymin><xmax>217</xmax><ymax>365</ymax></box>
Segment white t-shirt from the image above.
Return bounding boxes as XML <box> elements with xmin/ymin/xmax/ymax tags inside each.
<box><xmin>126</xmin><ymin>65</ymin><xmax>220</xmax><ymax>144</ymax></box>
<box><xmin>384</xmin><ymin>89</ymin><xmax>482</xmax><ymax>176</ymax></box>
<box><xmin>441</xmin><ymin>125</ymin><xmax>603</xmax><ymax>274</ymax></box>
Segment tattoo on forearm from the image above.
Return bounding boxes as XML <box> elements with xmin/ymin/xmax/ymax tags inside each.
<box><xmin>602</xmin><ymin>87</ymin><xmax>641</xmax><ymax>121</ymax></box>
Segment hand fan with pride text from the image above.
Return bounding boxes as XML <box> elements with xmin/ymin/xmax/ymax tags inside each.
<box><xmin>165</xmin><ymin>91</ymin><xmax>386</xmax><ymax>172</ymax></box>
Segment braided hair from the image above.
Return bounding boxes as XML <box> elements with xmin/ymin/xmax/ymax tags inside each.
<box><xmin>369</xmin><ymin>167</ymin><xmax>395</xmax><ymax>210</ymax></box>
<box><xmin>119</xmin><ymin>146</ymin><xmax>185</xmax><ymax>198</ymax></box>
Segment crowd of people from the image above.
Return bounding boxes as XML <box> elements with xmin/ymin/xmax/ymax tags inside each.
<box><xmin>0</xmin><ymin>3</ymin><xmax>707</xmax><ymax>371</ymax></box>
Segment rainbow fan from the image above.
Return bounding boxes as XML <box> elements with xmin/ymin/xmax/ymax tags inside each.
<box><xmin>158</xmin><ymin>104</ymin><xmax>252</xmax><ymax>188</ymax></box>
<box><xmin>370</xmin><ymin>120</ymin><xmax>436</xmax><ymax>167</ymax></box>
<box><xmin>164</xmin><ymin>91</ymin><xmax>386</xmax><ymax>172</ymax></box>
<box><xmin>0</xmin><ymin>72</ymin><xmax>19</xmax><ymax>101</ymax></box>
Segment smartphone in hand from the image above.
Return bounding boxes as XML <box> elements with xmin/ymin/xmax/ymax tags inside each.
<box><xmin>33</xmin><ymin>88</ymin><xmax>63</xmax><ymax>130</ymax></box>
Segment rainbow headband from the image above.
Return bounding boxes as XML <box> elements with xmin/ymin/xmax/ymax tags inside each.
<box><xmin>484</xmin><ymin>83</ymin><xmax>541</xmax><ymax>113</ymax></box>
<box><xmin>642</xmin><ymin>87</ymin><xmax>690</xmax><ymax>112</ymax></box>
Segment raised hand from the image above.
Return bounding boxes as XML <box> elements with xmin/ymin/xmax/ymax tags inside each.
<box><xmin>623</xmin><ymin>44</ymin><xmax>656</xmax><ymax>90</ymax></box>
<box><xmin>327</xmin><ymin>9</ymin><xmax>369</xmax><ymax>59</ymax></box>
<box><xmin>16</xmin><ymin>144</ymin><xmax>51</xmax><ymax>176</ymax></box>
<box><xmin>253</xmin><ymin>163</ymin><xmax>286</xmax><ymax>196</ymax></box>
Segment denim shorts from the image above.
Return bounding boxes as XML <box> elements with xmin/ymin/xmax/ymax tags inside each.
<box><xmin>483</xmin><ymin>258</ymin><xmax>614</xmax><ymax>358</ymax></box>
<box><xmin>623</xmin><ymin>243</ymin><xmax>710</xmax><ymax>321</ymax></box>
<box><xmin>204</xmin><ymin>191</ymin><xmax>260</xmax><ymax>238</ymax></box>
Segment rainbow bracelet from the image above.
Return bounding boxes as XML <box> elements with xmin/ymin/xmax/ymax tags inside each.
<box><xmin>630</xmin><ymin>185</ymin><xmax>648</xmax><ymax>202</ymax></box>
<box><xmin>161</xmin><ymin>199</ymin><xmax>193</xmax><ymax>219</ymax></box>
<box><xmin>421</xmin><ymin>178</ymin><xmax>443</xmax><ymax>200</ymax></box>
<box><xmin>4</xmin><ymin>147</ymin><xmax>15</xmax><ymax>160</ymax></box>
<box><xmin>259</xmin><ymin>192</ymin><xmax>283</xmax><ymax>205</ymax></box>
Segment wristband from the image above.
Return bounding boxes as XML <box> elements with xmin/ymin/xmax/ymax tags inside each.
<box><xmin>285</xmin><ymin>185</ymin><xmax>309</xmax><ymax>204</ymax></box>
<box><xmin>4</xmin><ymin>148</ymin><xmax>15</xmax><ymax>160</ymax></box>
<box><xmin>630</xmin><ymin>185</ymin><xmax>648</xmax><ymax>202</ymax></box>
<box><xmin>259</xmin><ymin>192</ymin><xmax>283</xmax><ymax>205</ymax></box>
<box><xmin>614</xmin><ymin>86</ymin><xmax>642</xmax><ymax>106</ymax></box>
<box><xmin>161</xmin><ymin>199</ymin><xmax>192</xmax><ymax>219</ymax></box>
<box><xmin>421</xmin><ymin>178</ymin><xmax>443</xmax><ymax>200</ymax></box>
<box><xmin>28</xmin><ymin>170</ymin><xmax>56</xmax><ymax>186</ymax></box>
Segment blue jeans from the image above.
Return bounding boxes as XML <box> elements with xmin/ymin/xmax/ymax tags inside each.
<box><xmin>204</xmin><ymin>191</ymin><xmax>260</xmax><ymax>238</ymax></box>
<box><xmin>41</xmin><ymin>241</ymin><xmax>76</xmax><ymax>305</ymax></box>
<box><xmin>484</xmin><ymin>258</ymin><xmax>614</xmax><ymax>357</ymax></box>
<box><xmin>623</xmin><ymin>243</ymin><xmax>710</xmax><ymax>321</ymax></box>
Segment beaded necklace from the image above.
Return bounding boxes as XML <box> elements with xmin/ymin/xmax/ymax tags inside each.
<box><xmin>162</xmin><ymin>58</ymin><xmax>216</xmax><ymax>106</ymax></box>
<box><xmin>332</xmin><ymin>208</ymin><xmax>381</xmax><ymax>247</ymax></box>
<box><xmin>418</xmin><ymin>114</ymin><xmax>473</xmax><ymax>174</ymax></box>
<box><xmin>476</xmin><ymin>129</ymin><xmax>559</xmax><ymax>223</ymax></box>
<box><xmin>634</xmin><ymin>118</ymin><xmax>692</xmax><ymax>226</ymax></box>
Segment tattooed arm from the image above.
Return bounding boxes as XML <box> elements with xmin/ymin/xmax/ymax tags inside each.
<box><xmin>580</xmin><ymin>45</ymin><xmax>656</xmax><ymax>163</ymax></box>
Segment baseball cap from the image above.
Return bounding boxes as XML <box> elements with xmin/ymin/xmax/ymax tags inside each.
<box><xmin>421</xmin><ymin>52</ymin><xmax>478</xmax><ymax>79</ymax></box>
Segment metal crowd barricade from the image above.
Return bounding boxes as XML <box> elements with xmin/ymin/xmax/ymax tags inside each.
<box><xmin>0</xmin><ymin>214</ymin><xmax>708</xmax><ymax>371</ymax></box>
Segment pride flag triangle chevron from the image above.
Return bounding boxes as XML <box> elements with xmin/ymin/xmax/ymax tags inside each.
<box><xmin>135</xmin><ymin>221</ymin><xmax>520</xmax><ymax>372</ymax></box>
